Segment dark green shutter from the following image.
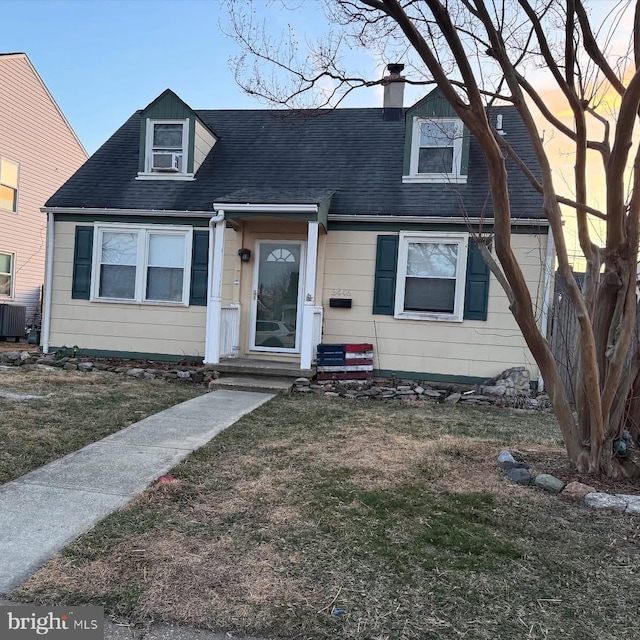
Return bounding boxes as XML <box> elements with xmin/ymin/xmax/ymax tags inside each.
<box><xmin>373</xmin><ymin>235</ymin><xmax>399</xmax><ymax>315</ymax></box>
<box><xmin>463</xmin><ymin>239</ymin><xmax>490</xmax><ymax>320</ymax></box>
<box><xmin>71</xmin><ymin>226</ymin><xmax>94</xmax><ymax>299</ymax></box>
<box><xmin>189</xmin><ymin>230</ymin><xmax>209</xmax><ymax>306</ymax></box>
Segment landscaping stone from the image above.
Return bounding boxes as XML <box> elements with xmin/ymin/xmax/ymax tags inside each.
<box><xmin>481</xmin><ymin>385</ymin><xmax>507</xmax><ymax>396</ymax></box>
<box><xmin>77</xmin><ymin>362</ymin><xmax>94</xmax><ymax>372</ymax></box>
<box><xmin>143</xmin><ymin>373</ymin><xmax>155</xmax><ymax>380</ymax></box>
<box><xmin>176</xmin><ymin>371</ymin><xmax>192</xmax><ymax>380</ymax></box>
<box><xmin>445</xmin><ymin>393</ymin><xmax>461</xmax><ymax>404</ymax></box>
<box><xmin>584</xmin><ymin>492</ymin><xmax>628</xmax><ymax>512</ymax></box>
<box><xmin>423</xmin><ymin>389</ymin><xmax>442</xmax><ymax>398</ymax></box>
<box><xmin>533</xmin><ymin>473</ymin><xmax>566</xmax><ymax>493</ymax></box>
<box><xmin>562</xmin><ymin>481</ymin><xmax>596</xmax><ymax>501</ymax></box>
<box><xmin>295</xmin><ymin>377</ymin><xmax>310</xmax><ymax>385</ymax></box>
<box><xmin>414</xmin><ymin>386</ymin><xmax>425</xmax><ymax>395</ymax></box>
<box><xmin>163</xmin><ymin>371</ymin><xmax>178</xmax><ymax>379</ymax></box>
<box><xmin>62</xmin><ymin>363</ymin><xmax>78</xmax><ymax>371</ymax></box>
<box><xmin>498</xmin><ymin>450</ymin><xmax>516</xmax><ymax>464</ymax></box>
<box><xmin>126</xmin><ymin>368</ymin><xmax>144</xmax><ymax>378</ymax></box>
<box><xmin>190</xmin><ymin>372</ymin><xmax>204</xmax><ymax>384</ymax></box>
<box><xmin>324</xmin><ymin>392</ymin><xmax>340</xmax><ymax>397</ymax></box>
<box><xmin>506</xmin><ymin>468</ymin><xmax>531</xmax><ymax>485</ymax></box>
<box><xmin>623</xmin><ymin>495</ymin><xmax>640</xmax><ymax>514</ymax></box>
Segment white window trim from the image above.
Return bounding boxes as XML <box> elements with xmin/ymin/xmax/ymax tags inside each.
<box><xmin>136</xmin><ymin>119</ymin><xmax>195</xmax><ymax>181</ymax></box>
<box><xmin>90</xmin><ymin>223</ymin><xmax>193</xmax><ymax>306</ymax></box>
<box><xmin>402</xmin><ymin>117</ymin><xmax>467</xmax><ymax>184</ymax></box>
<box><xmin>0</xmin><ymin>250</ymin><xmax>15</xmax><ymax>298</ymax></box>
<box><xmin>0</xmin><ymin>157</ymin><xmax>20</xmax><ymax>214</ymax></box>
<box><xmin>394</xmin><ymin>231</ymin><xmax>468</xmax><ymax>322</ymax></box>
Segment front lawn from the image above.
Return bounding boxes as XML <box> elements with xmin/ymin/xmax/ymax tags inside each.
<box><xmin>16</xmin><ymin>395</ymin><xmax>640</xmax><ymax>639</ymax></box>
<box><xmin>0</xmin><ymin>367</ymin><xmax>205</xmax><ymax>483</ymax></box>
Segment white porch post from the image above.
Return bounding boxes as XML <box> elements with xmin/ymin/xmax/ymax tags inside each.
<box><xmin>300</xmin><ymin>221</ymin><xmax>319</xmax><ymax>371</ymax></box>
<box><xmin>204</xmin><ymin>215</ymin><xmax>225</xmax><ymax>364</ymax></box>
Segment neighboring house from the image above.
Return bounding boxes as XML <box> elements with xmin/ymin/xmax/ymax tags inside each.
<box><xmin>0</xmin><ymin>52</ymin><xmax>87</xmax><ymax>328</ymax></box>
<box><xmin>41</xmin><ymin>68</ymin><xmax>552</xmax><ymax>384</ymax></box>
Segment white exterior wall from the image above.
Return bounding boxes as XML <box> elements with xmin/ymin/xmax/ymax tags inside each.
<box><xmin>49</xmin><ymin>221</ymin><xmax>238</xmax><ymax>358</ymax></box>
<box><xmin>320</xmin><ymin>230</ymin><xmax>548</xmax><ymax>380</ymax></box>
<box><xmin>0</xmin><ymin>54</ymin><xmax>87</xmax><ymax>324</ymax></box>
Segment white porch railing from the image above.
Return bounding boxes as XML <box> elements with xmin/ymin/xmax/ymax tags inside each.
<box><xmin>220</xmin><ymin>303</ymin><xmax>241</xmax><ymax>359</ymax></box>
<box><xmin>311</xmin><ymin>305</ymin><xmax>323</xmax><ymax>363</ymax></box>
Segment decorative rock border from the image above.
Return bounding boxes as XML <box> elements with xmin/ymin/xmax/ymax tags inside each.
<box><xmin>294</xmin><ymin>377</ymin><xmax>551</xmax><ymax>410</ymax></box>
<box><xmin>2</xmin><ymin>350</ymin><xmax>552</xmax><ymax>411</ymax></box>
<box><xmin>499</xmin><ymin>450</ymin><xmax>640</xmax><ymax>515</ymax></box>
<box><xmin>0</xmin><ymin>350</ymin><xmax>218</xmax><ymax>386</ymax></box>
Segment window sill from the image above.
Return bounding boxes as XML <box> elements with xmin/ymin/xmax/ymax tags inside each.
<box><xmin>394</xmin><ymin>311</ymin><xmax>464</xmax><ymax>323</ymax></box>
<box><xmin>402</xmin><ymin>175</ymin><xmax>468</xmax><ymax>184</ymax></box>
<box><xmin>89</xmin><ymin>297</ymin><xmax>189</xmax><ymax>308</ymax></box>
<box><xmin>136</xmin><ymin>173</ymin><xmax>195</xmax><ymax>181</ymax></box>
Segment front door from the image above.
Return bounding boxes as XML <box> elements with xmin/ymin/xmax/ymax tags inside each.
<box><xmin>250</xmin><ymin>240</ymin><xmax>304</xmax><ymax>353</ymax></box>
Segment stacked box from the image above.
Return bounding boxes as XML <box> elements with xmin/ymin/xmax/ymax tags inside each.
<box><xmin>316</xmin><ymin>343</ymin><xmax>374</xmax><ymax>381</ymax></box>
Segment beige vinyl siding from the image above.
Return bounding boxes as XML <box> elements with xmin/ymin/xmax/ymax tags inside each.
<box><xmin>50</xmin><ymin>221</ymin><xmax>208</xmax><ymax>357</ymax></box>
<box><xmin>193</xmin><ymin>120</ymin><xmax>216</xmax><ymax>173</ymax></box>
<box><xmin>321</xmin><ymin>230</ymin><xmax>547</xmax><ymax>379</ymax></box>
<box><xmin>0</xmin><ymin>54</ymin><xmax>87</xmax><ymax>323</ymax></box>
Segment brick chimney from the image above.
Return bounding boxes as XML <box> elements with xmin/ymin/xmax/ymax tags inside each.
<box><xmin>383</xmin><ymin>63</ymin><xmax>405</xmax><ymax>120</ymax></box>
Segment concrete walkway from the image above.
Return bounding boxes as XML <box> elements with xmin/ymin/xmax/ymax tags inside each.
<box><xmin>0</xmin><ymin>389</ymin><xmax>273</xmax><ymax>594</ymax></box>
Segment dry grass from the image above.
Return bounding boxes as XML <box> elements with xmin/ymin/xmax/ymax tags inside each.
<box><xmin>17</xmin><ymin>395</ymin><xmax>640</xmax><ymax>639</ymax></box>
<box><xmin>0</xmin><ymin>366</ymin><xmax>204</xmax><ymax>483</ymax></box>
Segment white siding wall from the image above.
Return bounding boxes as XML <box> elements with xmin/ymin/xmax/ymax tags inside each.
<box><xmin>320</xmin><ymin>230</ymin><xmax>548</xmax><ymax>380</ymax></box>
<box><xmin>193</xmin><ymin>120</ymin><xmax>216</xmax><ymax>173</ymax></box>
<box><xmin>0</xmin><ymin>54</ymin><xmax>87</xmax><ymax>324</ymax></box>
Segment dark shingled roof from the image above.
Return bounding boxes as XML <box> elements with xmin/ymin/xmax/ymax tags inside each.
<box><xmin>46</xmin><ymin>106</ymin><xmax>544</xmax><ymax>219</ymax></box>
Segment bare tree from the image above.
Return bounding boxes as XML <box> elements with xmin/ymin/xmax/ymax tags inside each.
<box><xmin>226</xmin><ymin>0</ymin><xmax>640</xmax><ymax>478</ymax></box>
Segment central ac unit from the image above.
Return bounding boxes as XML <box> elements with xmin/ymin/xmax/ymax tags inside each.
<box><xmin>152</xmin><ymin>151</ymin><xmax>182</xmax><ymax>172</ymax></box>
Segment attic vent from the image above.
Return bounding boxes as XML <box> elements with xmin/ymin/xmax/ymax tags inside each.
<box><xmin>152</xmin><ymin>151</ymin><xmax>183</xmax><ymax>172</ymax></box>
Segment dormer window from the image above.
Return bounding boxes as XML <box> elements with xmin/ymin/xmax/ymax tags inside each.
<box><xmin>138</xmin><ymin>119</ymin><xmax>193</xmax><ymax>180</ymax></box>
<box><xmin>147</xmin><ymin>120</ymin><xmax>188</xmax><ymax>174</ymax></box>
<box><xmin>403</xmin><ymin>117</ymin><xmax>467</xmax><ymax>184</ymax></box>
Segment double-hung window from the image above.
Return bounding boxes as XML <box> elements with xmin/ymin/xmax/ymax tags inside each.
<box><xmin>93</xmin><ymin>225</ymin><xmax>192</xmax><ymax>305</ymax></box>
<box><xmin>0</xmin><ymin>158</ymin><xmax>19</xmax><ymax>212</ymax></box>
<box><xmin>407</xmin><ymin>118</ymin><xmax>465</xmax><ymax>183</ymax></box>
<box><xmin>395</xmin><ymin>232</ymin><xmax>468</xmax><ymax>321</ymax></box>
<box><xmin>0</xmin><ymin>252</ymin><xmax>14</xmax><ymax>297</ymax></box>
<box><xmin>145</xmin><ymin>120</ymin><xmax>189</xmax><ymax>174</ymax></box>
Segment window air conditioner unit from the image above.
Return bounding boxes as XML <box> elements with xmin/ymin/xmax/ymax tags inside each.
<box><xmin>152</xmin><ymin>151</ymin><xmax>182</xmax><ymax>172</ymax></box>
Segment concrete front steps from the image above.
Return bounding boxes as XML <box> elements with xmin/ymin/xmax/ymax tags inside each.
<box><xmin>208</xmin><ymin>358</ymin><xmax>315</xmax><ymax>394</ymax></box>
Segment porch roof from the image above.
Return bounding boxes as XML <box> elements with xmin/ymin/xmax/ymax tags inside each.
<box><xmin>213</xmin><ymin>188</ymin><xmax>334</xmax><ymax>230</ymax></box>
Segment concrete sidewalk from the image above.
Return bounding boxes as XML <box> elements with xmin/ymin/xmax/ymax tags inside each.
<box><xmin>0</xmin><ymin>389</ymin><xmax>273</xmax><ymax>594</ymax></box>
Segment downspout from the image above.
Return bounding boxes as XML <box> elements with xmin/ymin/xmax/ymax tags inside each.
<box><xmin>538</xmin><ymin>228</ymin><xmax>555</xmax><ymax>391</ymax></box>
<box><xmin>204</xmin><ymin>210</ymin><xmax>225</xmax><ymax>364</ymax></box>
<box><xmin>41</xmin><ymin>211</ymin><xmax>55</xmax><ymax>354</ymax></box>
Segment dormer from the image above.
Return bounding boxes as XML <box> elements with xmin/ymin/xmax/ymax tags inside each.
<box><xmin>402</xmin><ymin>88</ymin><xmax>470</xmax><ymax>184</ymax></box>
<box><xmin>136</xmin><ymin>89</ymin><xmax>217</xmax><ymax>181</ymax></box>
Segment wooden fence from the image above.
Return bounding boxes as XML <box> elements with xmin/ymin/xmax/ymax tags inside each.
<box><xmin>548</xmin><ymin>272</ymin><xmax>639</xmax><ymax>404</ymax></box>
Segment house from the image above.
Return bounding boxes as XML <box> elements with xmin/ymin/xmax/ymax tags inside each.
<box><xmin>40</xmin><ymin>67</ymin><xmax>551</xmax><ymax>385</ymax></box>
<box><xmin>0</xmin><ymin>53</ymin><xmax>87</xmax><ymax>330</ymax></box>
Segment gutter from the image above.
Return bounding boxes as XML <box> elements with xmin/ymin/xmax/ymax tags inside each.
<box><xmin>328</xmin><ymin>214</ymin><xmax>550</xmax><ymax>227</ymax></box>
<box><xmin>40</xmin><ymin>207</ymin><xmax>216</xmax><ymax>218</ymax></box>
<box><xmin>41</xmin><ymin>212</ymin><xmax>55</xmax><ymax>353</ymax></box>
<box><xmin>538</xmin><ymin>228</ymin><xmax>555</xmax><ymax>391</ymax></box>
<box><xmin>213</xmin><ymin>203</ymin><xmax>318</xmax><ymax>215</ymax></box>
